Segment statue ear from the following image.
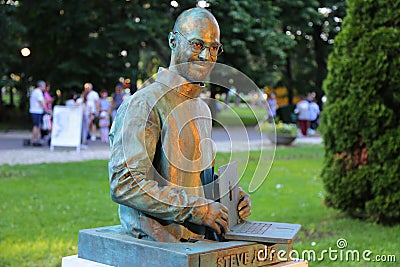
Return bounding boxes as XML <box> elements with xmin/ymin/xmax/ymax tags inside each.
<box><xmin>168</xmin><ymin>32</ymin><xmax>176</xmax><ymax>49</ymax></box>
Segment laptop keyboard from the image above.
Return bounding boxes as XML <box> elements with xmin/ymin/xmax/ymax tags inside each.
<box><xmin>233</xmin><ymin>221</ymin><xmax>272</xmax><ymax>234</ymax></box>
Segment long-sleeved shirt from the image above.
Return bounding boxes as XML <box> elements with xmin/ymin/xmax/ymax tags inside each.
<box><xmin>108</xmin><ymin>68</ymin><xmax>215</xmax><ymax>242</ymax></box>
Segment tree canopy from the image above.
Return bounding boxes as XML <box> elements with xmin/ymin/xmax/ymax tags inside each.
<box><xmin>0</xmin><ymin>0</ymin><xmax>346</xmax><ymax>114</ymax></box>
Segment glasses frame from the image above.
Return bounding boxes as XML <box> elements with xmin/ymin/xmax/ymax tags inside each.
<box><xmin>174</xmin><ymin>31</ymin><xmax>224</xmax><ymax>57</ymax></box>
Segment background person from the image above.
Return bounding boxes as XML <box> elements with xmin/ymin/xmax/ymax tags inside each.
<box><xmin>295</xmin><ymin>95</ymin><xmax>310</xmax><ymax>136</ymax></box>
<box><xmin>44</xmin><ymin>81</ymin><xmax>54</xmax><ymax>111</ymax></box>
<box><xmin>29</xmin><ymin>80</ymin><xmax>47</xmax><ymax>146</ymax></box>
<box><xmin>99</xmin><ymin>89</ymin><xmax>112</xmax><ymax>114</ymax></box>
<box><xmin>308</xmin><ymin>96</ymin><xmax>320</xmax><ymax>135</ymax></box>
<box><xmin>65</xmin><ymin>90</ymin><xmax>80</xmax><ymax>107</ymax></box>
<box><xmin>83</xmin><ymin>82</ymin><xmax>99</xmax><ymax>141</ymax></box>
<box><xmin>98</xmin><ymin>110</ymin><xmax>110</xmax><ymax>143</ymax></box>
<box><xmin>41</xmin><ymin>81</ymin><xmax>54</xmax><ymax>142</ymax></box>
<box><xmin>111</xmin><ymin>83</ymin><xmax>127</xmax><ymax>121</ymax></box>
<box><xmin>266</xmin><ymin>93</ymin><xmax>277</xmax><ymax>123</ymax></box>
<box><xmin>77</xmin><ymin>90</ymin><xmax>90</xmax><ymax>148</ymax></box>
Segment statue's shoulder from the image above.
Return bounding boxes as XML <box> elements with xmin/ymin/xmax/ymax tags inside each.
<box><xmin>121</xmin><ymin>82</ymin><xmax>168</xmax><ymax>113</ymax></box>
<box><xmin>132</xmin><ymin>81</ymin><xmax>168</xmax><ymax>100</ymax></box>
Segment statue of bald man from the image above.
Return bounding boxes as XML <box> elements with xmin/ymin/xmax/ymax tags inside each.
<box><xmin>108</xmin><ymin>7</ymin><xmax>251</xmax><ymax>242</ymax></box>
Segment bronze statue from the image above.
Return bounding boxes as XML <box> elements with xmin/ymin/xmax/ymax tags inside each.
<box><xmin>108</xmin><ymin>7</ymin><xmax>251</xmax><ymax>242</ymax></box>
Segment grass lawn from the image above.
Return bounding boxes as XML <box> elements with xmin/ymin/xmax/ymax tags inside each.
<box><xmin>215</xmin><ymin>105</ymin><xmax>267</xmax><ymax>126</ymax></box>
<box><xmin>0</xmin><ymin>145</ymin><xmax>398</xmax><ymax>266</ymax></box>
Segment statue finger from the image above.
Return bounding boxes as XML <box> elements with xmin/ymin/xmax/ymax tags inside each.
<box><xmin>239</xmin><ymin>208</ymin><xmax>251</xmax><ymax>220</ymax></box>
<box><xmin>216</xmin><ymin>219</ymin><xmax>228</xmax><ymax>233</ymax></box>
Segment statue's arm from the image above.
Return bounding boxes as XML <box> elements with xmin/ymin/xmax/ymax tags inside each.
<box><xmin>108</xmin><ymin>97</ymin><xmax>211</xmax><ymax>225</ymax></box>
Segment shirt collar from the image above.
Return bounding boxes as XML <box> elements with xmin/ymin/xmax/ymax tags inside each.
<box><xmin>155</xmin><ymin>67</ymin><xmax>203</xmax><ymax>98</ymax></box>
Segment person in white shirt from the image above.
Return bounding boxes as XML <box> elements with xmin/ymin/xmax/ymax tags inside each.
<box><xmin>83</xmin><ymin>82</ymin><xmax>100</xmax><ymax>141</ymax></box>
<box><xmin>29</xmin><ymin>80</ymin><xmax>47</xmax><ymax>146</ymax></box>
<box><xmin>309</xmin><ymin>99</ymin><xmax>320</xmax><ymax>134</ymax></box>
<box><xmin>267</xmin><ymin>93</ymin><xmax>277</xmax><ymax>123</ymax></box>
<box><xmin>295</xmin><ymin>96</ymin><xmax>310</xmax><ymax>136</ymax></box>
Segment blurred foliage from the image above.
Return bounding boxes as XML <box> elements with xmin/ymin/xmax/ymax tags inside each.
<box><xmin>276</xmin><ymin>0</ymin><xmax>347</xmax><ymax>104</ymax></box>
<box><xmin>320</xmin><ymin>0</ymin><xmax>400</xmax><ymax>224</ymax></box>
<box><xmin>0</xmin><ymin>0</ymin><xmax>346</xmax><ymax>116</ymax></box>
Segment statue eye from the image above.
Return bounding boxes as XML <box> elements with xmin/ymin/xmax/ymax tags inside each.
<box><xmin>209</xmin><ymin>46</ymin><xmax>218</xmax><ymax>52</ymax></box>
<box><xmin>190</xmin><ymin>39</ymin><xmax>205</xmax><ymax>51</ymax></box>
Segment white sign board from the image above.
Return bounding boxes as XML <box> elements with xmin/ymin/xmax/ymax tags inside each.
<box><xmin>50</xmin><ymin>105</ymin><xmax>83</xmax><ymax>151</ymax></box>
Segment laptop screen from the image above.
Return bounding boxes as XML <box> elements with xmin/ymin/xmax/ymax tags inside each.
<box><xmin>218</xmin><ymin>161</ymin><xmax>241</xmax><ymax>228</ymax></box>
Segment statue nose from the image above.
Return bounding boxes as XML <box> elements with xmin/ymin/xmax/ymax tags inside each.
<box><xmin>198</xmin><ymin>48</ymin><xmax>211</xmax><ymax>61</ymax></box>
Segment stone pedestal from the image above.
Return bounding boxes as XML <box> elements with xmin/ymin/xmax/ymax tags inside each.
<box><xmin>61</xmin><ymin>225</ymin><xmax>308</xmax><ymax>267</ymax></box>
<box><xmin>62</xmin><ymin>255</ymin><xmax>307</xmax><ymax>267</ymax></box>
<box><xmin>62</xmin><ymin>255</ymin><xmax>112</xmax><ymax>267</ymax></box>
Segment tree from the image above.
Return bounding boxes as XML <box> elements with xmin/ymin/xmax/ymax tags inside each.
<box><xmin>209</xmin><ymin>0</ymin><xmax>293</xmax><ymax>88</ymax></box>
<box><xmin>312</xmin><ymin>0</ymin><xmax>347</xmax><ymax>106</ymax></box>
<box><xmin>1</xmin><ymin>0</ymin><xmax>346</xmax><ymax>117</ymax></box>
<box><xmin>275</xmin><ymin>0</ymin><xmax>346</xmax><ymax>105</ymax></box>
<box><xmin>275</xmin><ymin>0</ymin><xmax>319</xmax><ymax>104</ymax></box>
<box><xmin>16</xmin><ymin>0</ymin><xmax>143</xmax><ymax>93</ymax></box>
<box><xmin>321</xmin><ymin>0</ymin><xmax>400</xmax><ymax>224</ymax></box>
<box><xmin>10</xmin><ymin>0</ymin><xmax>198</xmax><ymax>100</ymax></box>
<box><xmin>0</xmin><ymin>1</ymin><xmax>26</xmax><ymax>110</ymax></box>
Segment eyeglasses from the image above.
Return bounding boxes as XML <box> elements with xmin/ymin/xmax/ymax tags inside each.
<box><xmin>174</xmin><ymin>31</ymin><xmax>223</xmax><ymax>57</ymax></box>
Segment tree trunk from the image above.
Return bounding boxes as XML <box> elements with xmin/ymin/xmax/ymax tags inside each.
<box><xmin>9</xmin><ymin>86</ymin><xmax>15</xmax><ymax>107</ymax></box>
<box><xmin>285</xmin><ymin>55</ymin><xmax>294</xmax><ymax>105</ymax></box>
<box><xmin>19</xmin><ymin>81</ymin><xmax>28</xmax><ymax>111</ymax></box>
<box><xmin>0</xmin><ymin>86</ymin><xmax>3</xmax><ymax>108</ymax></box>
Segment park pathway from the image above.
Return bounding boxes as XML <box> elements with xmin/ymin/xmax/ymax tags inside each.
<box><xmin>0</xmin><ymin>127</ymin><xmax>322</xmax><ymax>165</ymax></box>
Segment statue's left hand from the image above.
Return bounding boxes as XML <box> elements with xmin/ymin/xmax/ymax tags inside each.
<box><xmin>237</xmin><ymin>187</ymin><xmax>251</xmax><ymax>220</ymax></box>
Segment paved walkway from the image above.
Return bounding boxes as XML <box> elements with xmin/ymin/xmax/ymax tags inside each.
<box><xmin>0</xmin><ymin>127</ymin><xmax>322</xmax><ymax>166</ymax></box>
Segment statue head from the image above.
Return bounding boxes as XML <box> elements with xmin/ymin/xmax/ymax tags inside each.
<box><xmin>168</xmin><ymin>8</ymin><xmax>222</xmax><ymax>82</ymax></box>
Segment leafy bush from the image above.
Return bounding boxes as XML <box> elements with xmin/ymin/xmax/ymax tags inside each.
<box><xmin>320</xmin><ymin>0</ymin><xmax>400</xmax><ymax>224</ymax></box>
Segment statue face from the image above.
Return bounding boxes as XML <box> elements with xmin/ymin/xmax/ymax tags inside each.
<box><xmin>171</xmin><ymin>14</ymin><xmax>221</xmax><ymax>82</ymax></box>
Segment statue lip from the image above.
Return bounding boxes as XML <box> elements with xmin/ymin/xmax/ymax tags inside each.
<box><xmin>191</xmin><ymin>61</ymin><xmax>214</xmax><ymax>67</ymax></box>
<box><xmin>191</xmin><ymin>61</ymin><xmax>215</xmax><ymax>72</ymax></box>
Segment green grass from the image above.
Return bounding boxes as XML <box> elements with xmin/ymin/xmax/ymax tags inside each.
<box><xmin>1</xmin><ymin>145</ymin><xmax>399</xmax><ymax>266</ymax></box>
<box><xmin>0</xmin><ymin>161</ymin><xmax>119</xmax><ymax>267</ymax></box>
<box><xmin>215</xmin><ymin>105</ymin><xmax>267</xmax><ymax>126</ymax></box>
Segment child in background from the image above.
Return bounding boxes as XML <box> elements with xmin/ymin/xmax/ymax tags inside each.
<box><xmin>98</xmin><ymin>111</ymin><xmax>110</xmax><ymax>143</ymax></box>
<box><xmin>99</xmin><ymin>90</ymin><xmax>111</xmax><ymax>114</ymax></box>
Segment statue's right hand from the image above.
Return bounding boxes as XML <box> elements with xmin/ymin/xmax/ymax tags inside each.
<box><xmin>202</xmin><ymin>202</ymin><xmax>229</xmax><ymax>234</ymax></box>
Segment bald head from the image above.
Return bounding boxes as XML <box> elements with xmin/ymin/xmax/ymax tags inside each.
<box><xmin>173</xmin><ymin>8</ymin><xmax>220</xmax><ymax>37</ymax></box>
<box><xmin>169</xmin><ymin>8</ymin><xmax>221</xmax><ymax>82</ymax></box>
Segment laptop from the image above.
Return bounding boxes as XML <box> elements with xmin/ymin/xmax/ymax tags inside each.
<box><xmin>217</xmin><ymin>162</ymin><xmax>301</xmax><ymax>244</ymax></box>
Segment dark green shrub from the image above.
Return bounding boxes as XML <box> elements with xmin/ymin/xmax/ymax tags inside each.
<box><xmin>276</xmin><ymin>104</ymin><xmax>296</xmax><ymax>123</ymax></box>
<box><xmin>320</xmin><ymin>0</ymin><xmax>400</xmax><ymax>224</ymax></box>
